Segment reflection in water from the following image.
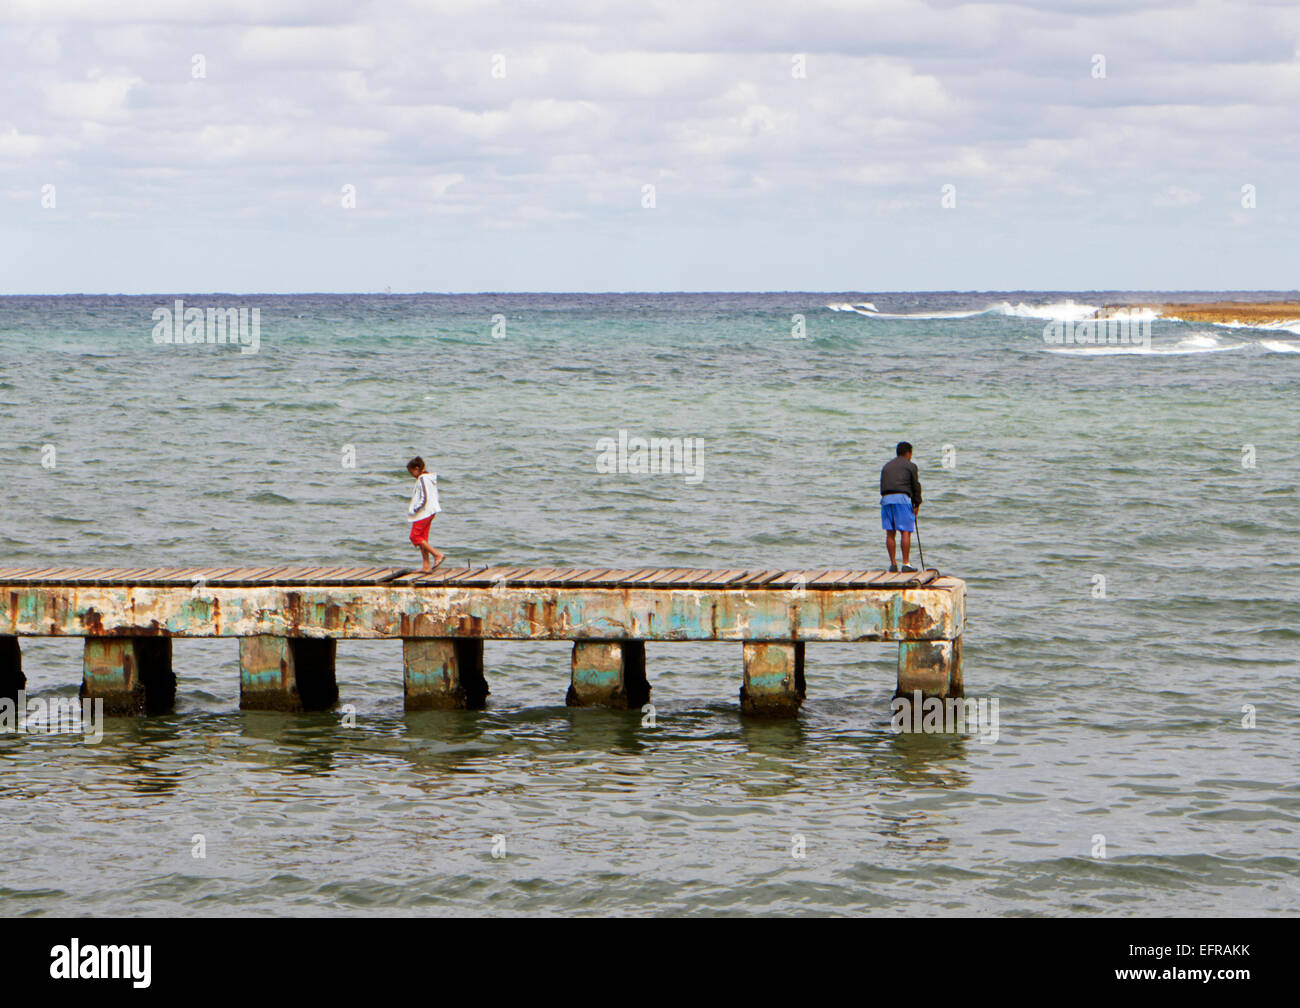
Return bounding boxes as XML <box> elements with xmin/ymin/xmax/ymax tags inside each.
<box><xmin>103</xmin><ymin>716</ymin><xmax>188</xmax><ymax>797</ymax></box>
<box><xmin>238</xmin><ymin>711</ymin><xmax>341</xmax><ymax>777</ymax></box>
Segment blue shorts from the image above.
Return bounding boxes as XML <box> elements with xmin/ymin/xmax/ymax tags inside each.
<box><xmin>881</xmin><ymin>493</ymin><xmax>915</xmax><ymax>532</ymax></box>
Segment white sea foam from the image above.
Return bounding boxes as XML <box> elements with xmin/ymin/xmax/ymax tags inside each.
<box><xmin>1260</xmin><ymin>339</ymin><xmax>1300</xmax><ymax>353</ymax></box>
<box><xmin>840</xmin><ymin>306</ymin><xmax>989</xmax><ymax>319</ymax></box>
<box><xmin>826</xmin><ymin>301</ymin><xmax>877</xmax><ymax>313</ymax></box>
<box><xmin>1192</xmin><ymin>318</ymin><xmax>1300</xmax><ymax>335</ymax></box>
<box><xmin>1044</xmin><ymin>332</ymin><xmax>1248</xmax><ymax>356</ymax></box>
<box><xmin>995</xmin><ymin>300</ymin><xmax>1099</xmax><ymax>322</ymax></box>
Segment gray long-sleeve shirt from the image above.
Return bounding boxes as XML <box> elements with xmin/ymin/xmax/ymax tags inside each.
<box><xmin>880</xmin><ymin>455</ymin><xmax>922</xmax><ymax>507</ymax></box>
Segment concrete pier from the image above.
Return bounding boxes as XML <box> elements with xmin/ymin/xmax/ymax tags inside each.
<box><xmin>1</xmin><ymin>635</ymin><xmax>24</xmax><ymax>704</ymax></box>
<box><xmin>0</xmin><ymin>564</ymin><xmax>965</xmax><ymax>720</ymax></box>
<box><xmin>740</xmin><ymin>642</ymin><xmax>805</xmax><ymax>716</ymax></box>
<box><xmin>567</xmin><ymin>640</ymin><xmax>649</xmax><ymax>709</ymax></box>
<box><xmin>238</xmin><ymin>635</ymin><xmax>338</xmax><ymax>712</ymax></box>
<box><xmin>81</xmin><ymin>637</ymin><xmax>175</xmax><ymax>715</ymax></box>
<box><xmin>403</xmin><ymin>638</ymin><xmax>488</xmax><ymax>710</ymax></box>
<box><xmin>897</xmin><ymin>639</ymin><xmax>964</xmax><ymax>701</ymax></box>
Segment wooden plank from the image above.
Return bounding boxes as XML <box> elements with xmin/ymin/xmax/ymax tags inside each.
<box><xmin>294</xmin><ymin>565</ymin><xmax>345</xmax><ymax>581</ymax></box>
<box><xmin>118</xmin><ymin>568</ymin><xmax>162</xmax><ymax>580</ymax></box>
<box><xmin>77</xmin><ymin>568</ymin><xmax>119</xmax><ymax>581</ymax></box>
<box><xmin>519</xmin><ymin>566</ymin><xmax>567</xmax><ymax>583</ymax></box>
<box><xmin>488</xmin><ymin>566</ymin><xmax>534</xmax><ymax>584</ymax></box>
<box><xmin>621</xmin><ymin>567</ymin><xmax>670</xmax><ymax>582</ymax></box>
<box><xmin>172</xmin><ymin>568</ymin><xmax>214</xmax><ymax>582</ymax></box>
<box><xmin>552</xmin><ymin>567</ymin><xmax>599</xmax><ymax>584</ymax></box>
<box><xmin>261</xmin><ymin>565</ymin><xmax>310</xmax><ymax>580</ymax></box>
<box><xmin>809</xmin><ymin>569</ymin><xmax>853</xmax><ymax>587</ymax></box>
<box><xmin>338</xmin><ymin>566</ymin><xmax>384</xmax><ymax>580</ymax></box>
<box><xmin>55</xmin><ymin>568</ymin><xmax>100</xmax><ymax>580</ymax></box>
<box><xmin>318</xmin><ymin>566</ymin><xmax>374</xmax><ymax>582</ymax></box>
<box><xmin>661</xmin><ymin>568</ymin><xmax>706</xmax><ymax>585</ymax></box>
<box><xmin>559</xmin><ymin>567</ymin><xmax>603</xmax><ymax>582</ymax></box>
<box><xmin>185</xmin><ymin>567</ymin><xmax>240</xmax><ymax>582</ymax></box>
<box><xmin>250</xmin><ymin>565</ymin><xmax>297</xmax><ymax>581</ymax></box>
<box><xmin>243</xmin><ymin>566</ymin><xmax>292</xmax><ymax>581</ymax></box>
<box><xmin>124</xmin><ymin>568</ymin><xmax>168</xmax><ymax>583</ymax></box>
<box><xmin>763</xmin><ymin>569</ymin><xmax>807</xmax><ymax>587</ymax></box>
<box><xmin>525</xmin><ymin>567</ymin><xmax>568</xmax><ymax>583</ymax></box>
<box><xmin>617</xmin><ymin>568</ymin><xmax>661</xmax><ymax>585</ymax></box>
<box><xmin>79</xmin><ymin>568</ymin><xmax>133</xmax><ymax>581</ymax></box>
<box><xmin>19</xmin><ymin>567</ymin><xmax>70</xmax><ymax>582</ymax></box>
<box><xmin>454</xmin><ymin>565</ymin><xmax>515</xmax><ymax>585</ymax></box>
<box><xmin>291</xmin><ymin>566</ymin><xmax>341</xmax><ymax>581</ymax></box>
<box><xmin>436</xmin><ymin>566</ymin><xmax>493</xmax><ymax>584</ymax></box>
<box><xmin>0</xmin><ymin>564</ymin><xmax>52</xmax><ymax>580</ymax></box>
<box><xmin>648</xmin><ymin>567</ymin><xmax>688</xmax><ymax>583</ymax></box>
<box><xmin>245</xmin><ymin>565</ymin><xmax>299</xmax><ymax>581</ymax></box>
<box><xmin>602</xmin><ymin>568</ymin><xmax>645</xmax><ymax>583</ymax></box>
<box><xmin>347</xmin><ymin>567</ymin><xmax>397</xmax><ymax>582</ymax></box>
<box><xmin>739</xmin><ymin>569</ymin><xmax>784</xmax><ymax>588</ymax></box>
<box><xmin>0</xmin><ymin>567</ymin><xmax>52</xmax><ymax>579</ymax></box>
<box><xmin>18</xmin><ymin>567</ymin><xmax>69</xmax><ymax>580</ymax></box>
<box><xmin>210</xmin><ymin>566</ymin><xmax>263</xmax><ymax>582</ymax></box>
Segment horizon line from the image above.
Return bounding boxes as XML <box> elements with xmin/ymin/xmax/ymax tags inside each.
<box><xmin>3</xmin><ymin>288</ymin><xmax>1299</xmax><ymax>298</ymax></box>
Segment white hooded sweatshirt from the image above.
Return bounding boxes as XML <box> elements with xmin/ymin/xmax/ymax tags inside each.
<box><xmin>407</xmin><ymin>471</ymin><xmax>441</xmax><ymax>521</ymax></box>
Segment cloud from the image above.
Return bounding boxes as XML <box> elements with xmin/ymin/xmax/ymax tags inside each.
<box><xmin>3</xmin><ymin>0</ymin><xmax>1299</xmax><ymax>290</ymax></box>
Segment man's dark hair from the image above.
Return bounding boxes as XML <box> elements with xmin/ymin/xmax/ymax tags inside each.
<box><xmin>896</xmin><ymin>442</ymin><xmax>912</xmax><ymax>457</ymax></box>
<box><xmin>406</xmin><ymin>456</ymin><xmax>425</xmax><ymax>471</ymax></box>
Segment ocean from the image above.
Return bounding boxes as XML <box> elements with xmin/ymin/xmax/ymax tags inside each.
<box><xmin>1</xmin><ymin>291</ymin><xmax>1296</xmax><ymax>916</ymax></box>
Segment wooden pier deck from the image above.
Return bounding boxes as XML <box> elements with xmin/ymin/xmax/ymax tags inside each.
<box><xmin>0</xmin><ymin>565</ymin><xmax>966</xmax><ymax>718</ymax></box>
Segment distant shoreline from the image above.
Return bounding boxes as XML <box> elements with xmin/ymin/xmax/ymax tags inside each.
<box><xmin>1103</xmin><ymin>301</ymin><xmax>1300</xmax><ymax>325</ymax></box>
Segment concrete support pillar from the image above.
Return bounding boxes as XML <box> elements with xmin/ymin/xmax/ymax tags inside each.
<box><xmin>239</xmin><ymin>635</ymin><xmax>338</xmax><ymax>712</ymax></box>
<box><xmin>403</xmin><ymin>638</ymin><xmax>488</xmax><ymax>711</ymax></box>
<box><xmin>1</xmin><ymin>635</ymin><xmax>24</xmax><ymax>704</ymax></box>
<box><xmin>81</xmin><ymin>637</ymin><xmax>175</xmax><ymax>716</ymax></box>
<box><xmin>740</xmin><ymin>641</ymin><xmax>805</xmax><ymax>717</ymax></box>
<box><xmin>897</xmin><ymin>637</ymin><xmax>964</xmax><ymax>701</ymax></box>
<box><xmin>567</xmin><ymin>640</ymin><xmax>649</xmax><ymax>709</ymax></box>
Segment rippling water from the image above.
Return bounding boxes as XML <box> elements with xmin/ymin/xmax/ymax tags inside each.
<box><xmin>1</xmin><ymin>292</ymin><xmax>1296</xmax><ymax>916</ymax></box>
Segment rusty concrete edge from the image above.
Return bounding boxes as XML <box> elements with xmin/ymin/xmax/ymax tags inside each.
<box><xmin>1</xmin><ymin>582</ymin><xmax>965</xmax><ymax>643</ymax></box>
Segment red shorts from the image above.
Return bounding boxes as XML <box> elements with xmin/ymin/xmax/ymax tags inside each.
<box><xmin>409</xmin><ymin>515</ymin><xmax>434</xmax><ymax>546</ymax></box>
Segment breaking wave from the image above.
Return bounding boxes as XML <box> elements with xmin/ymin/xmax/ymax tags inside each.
<box><xmin>993</xmin><ymin>300</ymin><xmax>1099</xmax><ymax>322</ymax></box>
<box><xmin>829</xmin><ymin>299</ymin><xmax>1105</xmax><ymax>321</ymax></box>
<box><xmin>1187</xmin><ymin>318</ymin><xmax>1300</xmax><ymax>336</ymax></box>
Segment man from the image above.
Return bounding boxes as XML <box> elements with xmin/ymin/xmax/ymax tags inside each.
<box><xmin>880</xmin><ymin>441</ymin><xmax>921</xmax><ymax>573</ymax></box>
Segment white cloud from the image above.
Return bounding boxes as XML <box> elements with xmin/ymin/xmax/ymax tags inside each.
<box><xmin>3</xmin><ymin>0</ymin><xmax>1299</xmax><ymax>290</ymax></box>
<box><xmin>44</xmin><ymin>72</ymin><xmax>142</xmax><ymax>120</ymax></box>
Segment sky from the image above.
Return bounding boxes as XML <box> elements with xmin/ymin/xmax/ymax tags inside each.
<box><xmin>2</xmin><ymin>0</ymin><xmax>1298</xmax><ymax>293</ymax></box>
